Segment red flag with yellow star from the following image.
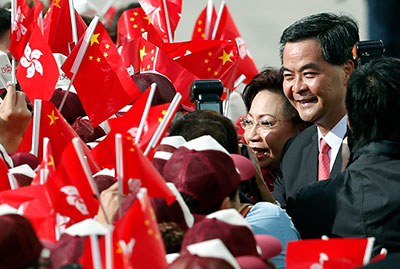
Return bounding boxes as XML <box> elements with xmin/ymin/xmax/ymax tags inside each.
<box><xmin>212</xmin><ymin>4</ymin><xmax>258</xmax><ymax>84</ymax></box>
<box><xmin>91</xmin><ymin>86</ymin><xmax>173</xmax><ymax>169</ymax></box>
<box><xmin>117</xmin><ymin>7</ymin><xmax>164</xmax><ymax>47</ymax></box>
<box><xmin>62</xmin><ymin>18</ymin><xmax>142</xmax><ymax>127</ymax></box>
<box><xmin>191</xmin><ymin>4</ymin><xmax>217</xmax><ymax>40</ymax></box>
<box><xmin>17</xmin><ymin>101</ymin><xmax>80</xmax><ymax>164</ymax></box>
<box><xmin>119</xmin><ymin>37</ymin><xmax>199</xmax><ymax>106</ymax></box>
<box><xmin>31</xmin><ymin>139</ymin><xmax>56</xmax><ymax>185</ymax></box>
<box><xmin>161</xmin><ymin>40</ymin><xmax>239</xmax><ymax>89</ymax></box>
<box><xmin>137</xmin><ymin>0</ymin><xmax>182</xmax><ymax>43</ymax></box>
<box><xmin>43</xmin><ymin>0</ymin><xmax>88</xmax><ymax>56</ymax></box>
<box><xmin>113</xmin><ymin>188</ymin><xmax>168</xmax><ymax>268</ymax></box>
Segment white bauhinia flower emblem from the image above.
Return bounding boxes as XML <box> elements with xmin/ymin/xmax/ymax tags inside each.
<box><xmin>119</xmin><ymin>239</ymin><xmax>136</xmax><ymax>258</ymax></box>
<box><xmin>11</xmin><ymin>6</ymin><xmax>28</xmax><ymax>42</ymax></box>
<box><xmin>60</xmin><ymin>185</ymin><xmax>89</xmax><ymax>215</ymax></box>
<box><xmin>20</xmin><ymin>42</ymin><xmax>43</xmax><ymax>79</ymax></box>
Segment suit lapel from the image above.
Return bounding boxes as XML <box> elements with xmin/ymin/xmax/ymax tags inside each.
<box><xmin>300</xmin><ymin>127</ymin><xmax>319</xmax><ymax>184</ymax></box>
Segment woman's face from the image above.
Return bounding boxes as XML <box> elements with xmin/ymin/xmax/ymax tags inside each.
<box><xmin>244</xmin><ymin>90</ymin><xmax>300</xmax><ymax>172</ymax></box>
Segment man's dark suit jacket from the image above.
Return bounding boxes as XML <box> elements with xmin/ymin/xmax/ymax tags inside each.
<box><xmin>273</xmin><ymin>125</ymin><xmax>344</xmax><ymax>208</ymax></box>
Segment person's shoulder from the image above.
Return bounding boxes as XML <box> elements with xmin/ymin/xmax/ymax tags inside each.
<box><xmin>282</xmin><ymin>124</ymin><xmax>317</xmax><ymax>152</ymax></box>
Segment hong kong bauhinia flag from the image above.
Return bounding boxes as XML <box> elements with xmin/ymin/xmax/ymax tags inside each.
<box><xmin>16</xmin><ymin>25</ymin><xmax>59</xmax><ymax>102</ymax></box>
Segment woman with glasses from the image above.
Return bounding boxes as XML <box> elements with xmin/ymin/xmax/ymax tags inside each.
<box><xmin>241</xmin><ymin>68</ymin><xmax>310</xmax><ymax>191</ymax></box>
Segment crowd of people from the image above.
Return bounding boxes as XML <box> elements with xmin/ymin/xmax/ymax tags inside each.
<box><xmin>0</xmin><ymin>0</ymin><xmax>399</xmax><ymax>268</ymax></box>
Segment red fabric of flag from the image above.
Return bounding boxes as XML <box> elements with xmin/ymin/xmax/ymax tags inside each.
<box><xmin>119</xmin><ymin>37</ymin><xmax>198</xmax><ymax>106</ymax></box>
<box><xmin>62</xmin><ymin>20</ymin><xmax>142</xmax><ymax>127</ymax></box>
<box><xmin>137</xmin><ymin>0</ymin><xmax>182</xmax><ymax>43</ymax></box>
<box><xmin>162</xmin><ymin>40</ymin><xmax>239</xmax><ymax>89</ymax></box>
<box><xmin>286</xmin><ymin>238</ymin><xmax>374</xmax><ymax>268</ymax></box>
<box><xmin>31</xmin><ymin>139</ymin><xmax>56</xmax><ymax>185</ymax></box>
<box><xmin>212</xmin><ymin>4</ymin><xmax>258</xmax><ymax>84</ymax></box>
<box><xmin>16</xmin><ymin>25</ymin><xmax>59</xmax><ymax>102</ymax></box>
<box><xmin>0</xmin><ymin>157</ymin><xmax>10</xmax><ymax>191</ymax></box>
<box><xmin>117</xmin><ymin>7</ymin><xmax>164</xmax><ymax>47</ymax></box>
<box><xmin>113</xmin><ymin>189</ymin><xmax>167</xmax><ymax>268</ymax></box>
<box><xmin>191</xmin><ymin>4</ymin><xmax>217</xmax><ymax>40</ymax></box>
<box><xmin>45</xmin><ymin>140</ymin><xmax>99</xmax><ymax>225</ymax></box>
<box><xmin>43</xmin><ymin>0</ymin><xmax>88</xmax><ymax>56</ymax></box>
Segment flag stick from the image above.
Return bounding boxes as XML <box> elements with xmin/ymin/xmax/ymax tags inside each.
<box><xmin>100</xmin><ymin>0</ymin><xmax>115</xmax><ymax>18</ymax></box>
<box><xmin>90</xmin><ymin>235</ymin><xmax>103</xmax><ymax>269</ymax></box>
<box><xmin>204</xmin><ymin>0</ymin><xmax>213</xmax><ymax>40</ymax></box>
<box><xmin>105</xmin><ymin>224</ymin><xmax>114</xmax><ymax>269</ymax></box>
<box><xmin>144</xmin><ymin>92</ymin><xmax>182</xmax><ymax>156</ymax></box>
<box><xmin>211</xmin><ymin>0</ymin><xmax>226</xmax><ymax>40</ymax></box>
<box><xmin>72</xmin><ymin>137</ymin><xmax>110</xmax><ymax>225</ymax></box>
<box><xmin>11</xmin><ymin>0</ymin><xmax>17</xmax><ymax>85</ymax></box>
<box><xmin>40</xmin><ymin>137</ymin><xmax>50</xmax><ymax>184</ymax></box>
<box><xmin>135</xmin><ymin>83</ymin><xmax>157</xmax><ymax>144</ymax></box>
<box><xmin>8</xmin><ymin>172</ymin><xmax>18</xmax><ymax>189</ymax></box>
<box><xmin>233</xmin><ymin>74</ymin><xmax>246</xmax><ymax>89</ymax></box>
<box><xmin>115</xmin><ymin>133</ymin><xmax>123</xmax><ymax>218</ymax></box>
<box><xmin>162</xmin><ymin>0</ymin><xmax>174</xmax><ymax>43</ymax></box>
<box><xmin>69</xmin><ymin>0</ymin><xmax>78</xmax><ymax>45</ymax></box>
<box><xmin>223</xmin><ymin>88</ymin><xmax>230</xmax><ymax>117</ymax></box>
<box><xmin>31</xmin><ymin>99</ymin><xmax>42</xmax><ymax>157</ymax></box>
<box><xmin>59</xmin><ymin>16</ymin><xmax>100</xmax><ymax>111</ymax></box>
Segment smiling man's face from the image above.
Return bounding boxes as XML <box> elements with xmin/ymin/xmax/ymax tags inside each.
<box><xmin>282</xmin><ymin>38</ymin><xmax>350</xmax><ymax>132</ymax></box>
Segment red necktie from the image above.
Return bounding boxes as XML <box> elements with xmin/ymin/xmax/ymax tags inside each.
<box><xmin>318</xmin><ymin>139</ymin><xmax>331</xmax><ymax>181</ymax></box>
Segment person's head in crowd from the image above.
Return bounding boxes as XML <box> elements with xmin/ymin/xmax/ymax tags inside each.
<box><xmin>169</xmin><ymin>110</ymin><xmax>239</xmax><ymax>154</ymax></box>
<box><xmin>0</xmin><ymin>214</ymin><xmax>44</xmax><ymax>268</ymax></box>
<box><xmin>346</xmin><ymin>57</ymin><xmax>400</xmax><ymax>153</ymax></box>
<box><xmin>162</xmin><ymin>136</ymin><xmax>255</xmax><ymax>215</ymax></box>
<box><xmin>241</xmin><ymin>67</ymin><xmax>310</xmax><ymax>172</ymax></box>
<box><xmin>159</xmin><ymin>222</ymin><xmax>185</xmax><ymax>254</ymax></box>
<box><xmin>280</xmin><ymin>12</ymin><xmax>359</xmax><ymax>134</ymax></box>
<box><xmin>0</xmin><ymin>8</ymin><xmax>11</xmax><ymax>60</ymax></box>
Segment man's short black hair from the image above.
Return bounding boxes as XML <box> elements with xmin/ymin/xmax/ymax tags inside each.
<box><xmin>279</xmin><ymin>12</ymin><xmax>359</xmax><ymax>65</ymax></box>
<box><xmin>346</xmin><ymin>57</ymin><xmax>400</xmax><ymax>151</ymax></box>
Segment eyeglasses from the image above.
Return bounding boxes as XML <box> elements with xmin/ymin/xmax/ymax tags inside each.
<box><xmin>240</xmin><ymin>116</ymin><xmax>280</xmax><ymax>132</ymax></box>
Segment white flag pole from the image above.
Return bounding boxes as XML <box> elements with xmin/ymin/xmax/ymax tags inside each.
<box><xmin>144</xmin><ymin>92</ymin><xmax>182</xmax><ymax>156</ymax></box>
<box><xmin>40</xmin><ymin>137</ymin><xmax>50</xmax><ymax>184</ymax></box>
<box><xmin>59</xmin><ymin>16</ymin><xmax>100</xmax><ymax>111</ymax></box>
<box><xmin>162</xmin><ymin>0</ymin><xmax>174</xmax><ymax>43</ymax></box>
<box><xmin>69</xmin><ymin>0</ymin><xmax>78</xmax><ymax>45</ymax></box>
<box><xmin>8</xmin><ymin>173</ymin><xmax>18</xmax><ymax>189</ymax></box>
<box><xmin>100</xmin><ymin>0</ymin><xmax>115</xmax><ymax>18</ymax></box>
<box><xmin>11</xmin><ymin>0</ymin><xmax>17</xmax><ymax>85</ymax></box>
<box><xmin>30</xmin><ymin>100</ymin><xmax>42</xmax><ymax>157</ymax></box>
<box><xmin>135</xmin><ymin>83</ymin><xmax>157</xmax><ymax>144</ymax></box>
<box><xmin>72</xmin><ymin>137</ymin><xmax>110</xmax><ymax>225</ymax></box>
<box><xmin>115</xmin><ymin>133</ymin><xmax>123</xmax><ymax>218</ymax></box>
<box><xmin>105</xmin><ymin>224</ymin><xmax>114</xmax><ymax>269</ymax></box>
<box><xmin>204</xmin><ymin>0</ymin><xmax>213</xmax><ymax>40</ymax></box>
<box><xmin>211</xmin><ymin>0</ymin><xmax>226</xmax><ymax>40</ymax></box>
<box><xmin>90</xmin><ymin>235</ymin><xmax>103</xmax><ymax>269</ymax></box>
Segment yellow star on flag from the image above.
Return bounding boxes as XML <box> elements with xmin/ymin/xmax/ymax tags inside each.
<box><xmin>54</xmin><ymin>0</ymin><xmax>61</xmax><ymax>8</ymax></box>
<box><xmin>105</xmin><ymin>43</ymin><xmax>110</xmax><ymax>49</ymax></box>
<box><xmin>47</xmin><ymin>154</ymin><xmax>55</xmax><ymax>168</ymax></box>
<box><xmin>130</xmin><ymin>17</ymin><xmax>134</xmax><ymax>22</ymax></box>
<box><xmin>89</xmin><ymin>56</ymin><xmax>93</xmax><ymax>60</ymax></box>
<box><xmin>144</xmin><ymin>16</ymin><xmax>151</xmax><ymax>25</ymax></box>
<box><xmin>218</xmin><ymin>50</ymin><xmax>233</xmax><ymax>65</ymax></box>
<box><xmin>140</xmin><ymin>46</ymin><xmax>147</xmax><ymax>61</ymax></box>
<box><xmin>104</xmin><ymin>52</ymin><xmax>108</xmax><ymax>58</ymax></box>
<box><xmin>90</xmin><ymin>33</ymin><xmax>100</xmax><ymax>46</ymax></box>
<box><xmin>161</xmin><ymin>110</ymin><xmax>166</xmax><ymax>115</ymax></box>
<box><xmin>48</xmin><ymin>110</ymin><xmax>59</xmax><ymax>125</ymax></box>
<box><xmin>158</xmin><ymin>117</ymin><xmax>163</xmax><ymax>122</ymax></box>
<box><xmin>97</xmin><ymin>57</ymin><xmax>101</xmax><ymax>62</ymax></box>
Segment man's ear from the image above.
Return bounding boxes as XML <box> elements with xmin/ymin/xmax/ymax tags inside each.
<box><xmin>343</xmin><ymin>59</ymin><xmax>355</xmax><ymax>85</ymax></box>
<box><xmin>219</xmin><ymin>197</ymin><xmax>231</xmax><ymax>210</ymax></box>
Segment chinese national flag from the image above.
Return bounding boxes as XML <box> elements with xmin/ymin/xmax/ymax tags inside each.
<box><xmin>119</xmin><ymin>37</ymin><xmax>198</xmax><ymax>106</ymax></box>
<box><xmin>286</xmin><ymin>238</ymin><xmax>375</xmax><ymax>268</ymax></box>
<box><xmin>191</xmin><ymin>4</ymin><xmax>217</xmax><ymax>40</ymax></box>
<box><xmin>17</xmin><ymin>101</ymin><xmax>81</xmax><ymax>165</ymax></box>
<box><xmin>16</xmin><ymin>25</ymin><xmax>59</xmax><ymax>102</ymax></box>
<box><xmin>117</xmin><ymin>7</ymin><xmax>164</xmax><ymax>47</ymax></box>
<box><xmin>91</xmin><ymin>86</ymin><xmax>172</xmax><ymax>169</ymax></box>
<box><xmin>212</xmin><ymin>4</ymin><xmax>258</xmax><ymax>84</ymax></box>
<box><xmin>137</xmin><ymin>0</ymin><xmax>182</xmax><ymax>43</ymax></box>
<box><xmin>0</xmin><ymin>157</ymin><xmax>10</xmax><ymax>191</ymax></box>
<box><xmin>161</xmin><ymin>40</ymin><xmax>239</xmax><ymax>89</ymax></box>
<box><xmin>113</xmin><ymin>189</ymin><xmax>167</xmax><ymax>268</ymax></box>
<box><xmin>31</xmin><ymin>140</ymin><xmax>56</xmax><ymax>185</ymax></box>
<box><xmin>45</xmin><ymin>140</ymin><xmax>99</xmax><ymax>225</ymax></box>
<box><xmin>43</xmin><ymin>0</ymin><xmax>88</xmax><ymax>56</ymax></box>
<box><xmin>62</xmin><ymin>19</ymin><xmax>142</xmax><ymax>127</ymax></box>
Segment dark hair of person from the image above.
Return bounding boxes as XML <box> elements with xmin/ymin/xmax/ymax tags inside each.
<box><xmin>169</xmin><ymin>110</ymin><xmax>239</xmax><ymax>154</ymax></box>
<box><xmin>180</xmin><ymin>188</ymin><xmax>238</xmax><ymax>215</ymax></box>
<box><xmin>158</xmin><ymin>222</ymin><xmax>185</xmax><ymax>254</ymax></box>
<box><xmin>346</xmin><ymin>57</ymin><xmax>400</xmax><ymax>152</ymax></box>
<box><xmin>242</xmin><ymin>67</ymin><xmax>311</xmax><ymax>130</ymax></box>
<box><xmin>279</xmin><ymin>12</ymin><xmax>359</xmax><ymax>66</ymax></box>
<box><xmin>0</xmin><ymin>8</ymin><xmax>11</xmax><ymax>35</ymax></box>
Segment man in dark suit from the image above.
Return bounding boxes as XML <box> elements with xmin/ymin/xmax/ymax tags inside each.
<box><xmin>287</xmin><ymin>57</ymin><xmax>400</xmax><ymax>256</ymax></box>
<box><xmin>273</xmin><ymin>13</ymin><xmax>359</xmax><ymax>208</ymax></box>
